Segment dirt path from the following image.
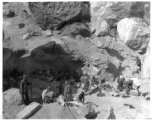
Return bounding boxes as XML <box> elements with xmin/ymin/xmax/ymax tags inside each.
<box><xmin>29</xmin><ymin>80</ymin><xmax>150</xmax><ymax>119</ymax></box>
<box><xmin>3</xmin><ymin>78</ymin><xmax>150</xmax><ymax>119</ymax></box>
<box><xmin>85</xmin><ymin>89</ymin><xmax>150</xmax><ymax>119</ymax></box>
<box><xmin>3</xmin><ymin>77</ymin><xmax>150</xmax><ymax>119</ymax></box>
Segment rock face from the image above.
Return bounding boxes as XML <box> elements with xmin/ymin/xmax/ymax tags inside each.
<box><xmin>91</xmin><ymin>36</ymin><xmax>141</xmax><ymax>79</ymax></box>
<box><xmin>3</xmin><ymin>88</ymin><xmax>22</xmax><ymax>105</ymax></box>
<box><xmin>26</xmin><ymin>2</ymin><xmax>90</xmax><ymax>30</ymax></box>
<box><xmin>91</xmin><ymin>1</ymin><xmax>131</xmax><ymax>25</ymax></box>
<box><xmin>3</xmin><ymin>48</ymin><xmax>15</xmax><ymax>72</ymax></box>
<box><xmin>140</xmin><ymin>44</ymin><xmax>150</xmax><ymax>94</ymax></box>
<box><xmin>3</xmin><ymin>48</ymin><xmax>27</xmax><ymax>75</ymax></box>
<box><xmin>117</xmin><ymin>17</ymin><xmax>150</xmax><ymax>53</ymax></box>
<box><xmin>90</xmin><ymin>2</ymin><xmax>131</xmax><ymax>33</ymax></box>
<box><xmin>129</xmin><ymin>2</ymin><xmax>150</xmax><ymax>25</ymax></box>
<box><xmin>90</xmin><ymin>2</ymin><xmax>150</xmax><ymax>36</ymax></box>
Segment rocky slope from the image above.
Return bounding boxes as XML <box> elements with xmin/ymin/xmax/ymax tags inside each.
<box><xmin>3</xmin><ymin>2</ymin><xmax>150</xmax><ymax>119</ymax></box>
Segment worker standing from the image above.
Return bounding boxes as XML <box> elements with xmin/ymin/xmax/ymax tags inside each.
<box><xmin>124</xmin><ymin>79</ymin><xmax>133</xmax><ymax>95</ymax></box>
<box><xmin>81</xmin><ymin>74</ymin><xmax>90</xmax><ymax>93</ymax></box>
<box><xmin>117</xmin><ymin>75</ymin><xmax>125</xmax><ymax>92</ymax></box>
<box><xmin>76</xmin><ymin>90</ymin><xmax>85</xmax><ymax>103</ymax></box>
<box><xmin>64</xmin><ymin>81</ymin><xmax>72</xmax><ymax>102</ymax></box>
<box><xmin>97</xmin><ymin>77</ymin><xmax>105</xmax><ymax>97</ymax></box>
<box><xmin>20</xmin><ymin>75</ymin><xmax>31</xmax><ymax>105</ymax></box>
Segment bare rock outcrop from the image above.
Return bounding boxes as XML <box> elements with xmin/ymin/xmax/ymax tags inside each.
<box><xmin>90</xmin><ymin>2</ymin><xmax>150</xmax><ymax>36</ymax></box>
<box><xmin>3</xmin><ymin>88</ymin><xmax>22</xmax><ymax>106</ymax></box>
<box><xmin>90</xmin><ymin>2</ymin><xmax>131</xmax><ymax>30</ymax></box>
<box><xmin>16</xmin><ymin>102</ymin><xmax>40</xmax><ymax>119</ymax></box>
<box><xmin>26</xmin><ymin>2</ymin><xmax>90</xmax><ymax>30</ymax></box>
<box><xmin>94</xmin><ymin>18</ymin><xmax>110</xmax><ymax>37</ymax></box>
<box><xmin>91</xmin><ymin>36</ymin><xmax>141</xmax><ymax>78</ymax></box>
<box><xmin>129</xmin><ymin>2</ymin><xmax>150</xmax><ymax>25</ymax></box>
<box><xmin>117</xmin><ymin>17</ymin><xmax>150</xmax><ymax>54</ymax></box>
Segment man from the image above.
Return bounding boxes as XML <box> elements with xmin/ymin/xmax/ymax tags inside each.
<box><xmin>64</xmin><ymin>81</ymin><xmax>72</xmax><ymax>102</ymax></box>
<box><xmin>117</xmin><ymin>75</ymin><xmax>125</xmax><ymax>92</ymax></box>
<box><xmin>42</xmin><ymin>86</ymin><xmax>55</xmax><ymax>104</ymax></box>
<box><xmin>124</xmin><ymin>79</ymin><xmax>133</xmax><ymax>95</ymax></box>
<box><xmin>90</xmin><ymin>76</ymin><xmax>96</xmax><ymax>88</ymax></box>
<box><xmin>97</xmin><ymin>77</ymin><xmax>104</xmax><ymax>96</ymax></box>
<box><xmin>130</xmin><ymin>78</ymin><xmax>141</xmax><ymax>96</ymax></box>
<box><xmin>81</xmin><ymin>74</ymin><xmax>90</xmax><ymax>93</ymax></box>
<box><xmin>45</xmin><ymin>90</ymin><xmax>55</xmax><ymax>103</ymax></box>
<box><xmin>76</xmin><ymin>90</ymin><xmax>85</xmax><ymax>103</ymax></box>
<box><xmin>42</xmin><ymin>86</ymin><xmax>50</xmax><ymax>104</ymax></box>
<box><xmin>108</xmin><ymin>107</ymin><xmax>116</xmax><ymax>119</ymax></box>
<box><xmin>20</xmin><ymin>75</ymin><xmax>31</xmax><ymax>105</ymax></box>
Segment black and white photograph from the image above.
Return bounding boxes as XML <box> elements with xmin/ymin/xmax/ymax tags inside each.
<box><xmin>2</xmin><ymin>1</ymin><xmax>151</xmax><ymax>119</ymax></box>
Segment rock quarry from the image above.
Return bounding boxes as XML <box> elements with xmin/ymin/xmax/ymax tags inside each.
<box><xmin>3</xmin><ymin>2</ymin><xmax>150</xmax><ymax>119</ymax></box>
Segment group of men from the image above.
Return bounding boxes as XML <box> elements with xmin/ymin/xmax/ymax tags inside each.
<box><xmin>7</xmin><ymin>67</ymin><xmax>84</xmax><ymax>105</ymax></box>
<box><xmin>117</xmin><ymin>74</ymin><xmax>141</xmax><ymax>96</ymax></box>
<box><xmin>19</xmin><ymin>72</ymin><xmax>142</xmax><ymax>106</ymax></box>
<box><xmin>42</xmin><ymin>79</ymin><xmax>85</xmax><ymax>104</ymax></box>
<box><xmin>6</xmin><ymin>66</ymin><xmax>142</xmax><ymax>107</ymax></box>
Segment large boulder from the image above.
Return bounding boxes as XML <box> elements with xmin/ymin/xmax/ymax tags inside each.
<box><xmin>30</xmin><ymin>37</ymin><xmax>68</xmax><ymax>63</ymax></box>
<box><xmin>90</xmin><ymin>2</ymin><xmax>131</xmax><ymax>32</ymax></box>
<box><xmin>117</xmin><ymin>17</ymin><xmax>150</xmax><ymax>53</ymax></box>
<box><xmin>94</xmin><ymin>18</ymin><xmax>110</xmax><ymax>37</ymax></box>
<box><xmin>3</xmin><ymin>88</ymin><xmax>22</xmax><ymax>105</ymax></box>
<box><xmin>90</xmin><ymin>2</ymin><xmax>150</xmax><ymax>36</ymax></box>
<box><xmin>26</xmin><ymin>2</ymin><xmax>90</xmax><ymax>30</ymax></box>
<box><xmin>16</xmin><ymin>102</ymin><xmax>40</xmax><ymax>119</ymax></box>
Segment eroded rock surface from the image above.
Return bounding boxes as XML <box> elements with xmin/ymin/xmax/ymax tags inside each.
<box><xmin>117</xmin><ymin>17</ymin><xmax>150</xmax><ymax>53</ymax></box>
<box><xmin>91</xmin><ymin>36</ymin><xmax>141</xmax><ymax>78</ymax></box>
<box><xmin>90</xmin><ymin>2</ymin><xmax>150</xmax><ymax>37</ymax></box>
<box><xmin>3</xmin><ymin>88</ymin><xmax>22</xmax><ymax>106</ymax></box>
<box><xmin>26</xmin><ymin>2</ymin><xmax>90</xmax><ymax>30</ymax></box>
